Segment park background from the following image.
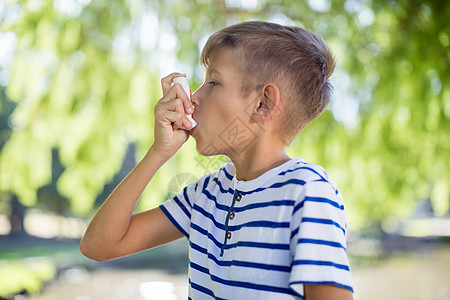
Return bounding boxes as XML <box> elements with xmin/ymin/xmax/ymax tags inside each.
<box><xmin>0</xmin><ymin>0</ymin><xmax>449</xmax><ymax>299</ymax></box>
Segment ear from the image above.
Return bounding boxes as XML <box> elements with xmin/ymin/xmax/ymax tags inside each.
<box><xmin>250</xmin><ymin>83</ymin><xmax>282</xmax><ymax>124</ymax></box>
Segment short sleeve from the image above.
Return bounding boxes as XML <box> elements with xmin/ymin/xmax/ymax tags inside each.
<box><xmin>289</xmin><ymin>178</ymin><xmax>353</xmax><ymax>296</ymax></box>
<box><xmin>159</xmin><ymin>180</ymin><xmax>198</xmax><ymax>239</ymax></box>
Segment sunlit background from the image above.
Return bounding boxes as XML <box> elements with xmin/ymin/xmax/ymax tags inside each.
<box><xmin>0</xmin><ymin>0</ymin><xmax>449</xmax><ymax>299</ymax></box>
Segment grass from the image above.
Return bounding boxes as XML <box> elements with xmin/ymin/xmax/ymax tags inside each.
<box><xmin>0</xmin><ymin>236</ymin><xmax>82</xmax><ymax>298</ymax></box>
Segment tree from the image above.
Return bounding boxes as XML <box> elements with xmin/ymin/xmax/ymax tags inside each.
<box><xmin>0</xmin><ymin>0</ymin><xmax>448</xmax><ymax>230</ymax></box>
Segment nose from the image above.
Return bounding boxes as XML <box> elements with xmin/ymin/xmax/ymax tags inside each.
<box><xmin>191</xmin><ymin>84</ymin><xmax>202</xmax><ymax>107</ymax></box>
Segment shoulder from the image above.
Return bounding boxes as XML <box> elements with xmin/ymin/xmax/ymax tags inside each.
<box><xmin>277</xmin><ymin>158</ymin><xmax>336</xmax><ymax>190</ymax></box>
<box><xmin>280</xmin><ymin>159</ymin><xmax>342</xmax><ymax>205</ymax></box>
<box><xmin>280</xmin><ymin>158</ymin><xmax>331</xmax><ymax>182</ymax></box>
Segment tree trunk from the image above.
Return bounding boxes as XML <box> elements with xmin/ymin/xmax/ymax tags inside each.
<box><xmin>8</xmin><ymin>194</ymin><xmax>27</xmax><ymax>238</ymax></box>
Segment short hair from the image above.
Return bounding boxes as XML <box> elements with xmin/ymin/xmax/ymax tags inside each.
<box><xmin>201</xmin><ymin>21</ymin><xmax>336</xmax><ymax>145</ymax></box>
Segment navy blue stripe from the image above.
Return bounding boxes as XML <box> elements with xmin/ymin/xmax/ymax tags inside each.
<box><xmin>173</xmin><ymin>196</ymin><xmax>191</xmax><ymax>219</ymax></box>
<box><xmin>190</xmin><ymin>241</ymin><xmax>208</xmax><ymax>254</ymax></box>
<box><xmin>228</xmin><ymin>220</ymin><xmax>290</xmax><ymax>231</ymax></box>
<box><xmin>241</xmin><ymin>178</ymin><xmax>306</xmax><ymax>195</ymax></box>
<box><xmin>201</xmin><ymin>177</ymin><xmax>231</xmax><ymax>213</ymax></box>
<box><xmin>291</xmin><ymin>227</ymin><xmax>299</xmax><ymax>239</ymax></box>
<box><xmin>298</xmin><ymin>238</ymin><xmax>346</xmax><ymax>250</ymax></box>
<box><xmin>278</xmin><ymin>165</ymin><xmax>326</xmax><ymax>181</ymax></box>
<box><xmin>159</xmin><ymin>205</ymin><xmax>189</xmax><ymax>238</ymax></box>
<box><xmin>292</xmin><ymin>259</ymin><xmax>350</xmax><ymax>271</ymax></box>
<box><xmin>291</xmin><ymin>280</ymin><xmax>354</xmax><ymax>293</ymax></box>
<box><xmin>190</xmin><ymin>223</ymin><xmax>223</xmax><ymax>249</ymax></box>
<box><xmin>192</xmin><ymin>204</ymin><xmax>224</xmax><ymax>230</ymax></box>
<box><xmin>238</xmin><ymin>200</ymin><xmax>295</xmax><ymax>212</ymax></box>
<box><xmin>190</xmin><ymin>242</ymin><xmax>291</xmax><ymax>272</ymax></box>
<box><xmin>192</xmin><ymin>260</ymin><xmax>210</xmax><ymax>273</ymax></box>
<box><xmin>277</xmin><ymin>165</ymin><xmax>342</xmax><ymax>194</ymax></box>
<box><xmin>201</xmin><ymin>188</ymin><xmax>220</xmax><ymax>204</ymax></box>
<box><xmin>304</xmin><ymin>196</ymin><xmax>344</xmax><ymax>210</ymax></box>
<box><xmin>193</xmin><ymin>204</ymin><xmax>290</xmax><ymax>231</ymax></box>
<box><xmin>189</xmin><ymin>279</ymin><xmax>227</xmax><ymax>300</ymax></box>
<box><xmin>293</xmin><ymin>197</ymin><xmax>343</xmax><ymax>216</ymax></box>
<box><xmin>292</xmin><ymin>200</ymin><xmax>305</xmax><ymax>214</ymax></box>
<box><xmin>301</xmin><ymin>217</ymin><xmax>346</xmax><ymax>234</ymax></box>
<box><xmin>270</xmin><ymin>179</ymin><xmax>307</xmax><ymax>188</ymax></box>
<box><xmin>190</xmin><ymin>262</ymin><xmax>297</xmax><ymax>295</ymax></box>
<box><xmin>201</xmin><ymin>190</ymin><xmax>230</xmax><ymax>212</ymax></box>
<box><xmin>212</xmin><ymin>176</ymin><xmax>235</xmax><ymax>195</ymax></box>
<box><xmin>222</xmin><ymin>166</ymin><xmax>234</xmax><ymax>180</ymax></box>
<box><xmin>311</xmin><ymin>178</ymin><xmax>339</xmax><ymax>194</ymax></box>
<box><xmin>224</xmin><ymin>240</ymin><xmax>290</xmax><ymax>250</ymax></box>
<box><xmin>276</xmin><ymin>161</ymin><xmax>303</xmax><ymax>176</ymax></box>
<box><xmin>202</xmin><ymin>175</ymin><xmax>211</xmax><ymax>192</ymax></box>
<box><xmin>182</xmin><ymin>187</ymin><xmax>193</xmax><ymax>208</ymax></box>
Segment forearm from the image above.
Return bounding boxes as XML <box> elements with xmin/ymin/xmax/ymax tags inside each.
<box><xmin>80</xmin><ymin>146</ymin><xmax>168</xmax><ymax>260</ymax></box>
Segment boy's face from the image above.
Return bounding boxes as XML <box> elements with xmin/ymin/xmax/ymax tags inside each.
<box><xmin>190</xmin><ymin>48</ymin><xmax>259</xmax><ymax>157</ymax></box>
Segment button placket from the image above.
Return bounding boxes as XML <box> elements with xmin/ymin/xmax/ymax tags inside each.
<box><xmin>220</xmin><ymin>189</ymin><xmax>241</xmax><ymax>257</ymax></box>
<box><xmin>225</xmin><ymin>194</ymin><xmax>241</xmax><ymax>241</ymax></box>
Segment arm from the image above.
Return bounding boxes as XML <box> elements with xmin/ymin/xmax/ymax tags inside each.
<box><xmin>304</xmin><ymin>284</ymin><xmax>353</xmax><ymax>300</ymax></box>
<box><xmin>80</xmin><ymin>73</ymin><xmax>194</xmax><ymax>262</ymax></box>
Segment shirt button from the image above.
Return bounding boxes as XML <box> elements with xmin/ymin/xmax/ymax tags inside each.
<box><xmin>235</xmin><ymin>194</ymin><xmax>242</xmax><ymax>201</ymax></box>
<box><xmin>229</xmin><ymin>212</ymin><xmax>235</xmax><ymax>220</ymax></box>
<box><xmin>226</xmin><ymin>232</ymin><xmax>232</xmax><ymax>239</ymax></box>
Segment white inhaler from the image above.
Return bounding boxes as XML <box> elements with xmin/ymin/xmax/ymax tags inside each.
<box><xmin>173</xmin><ymin>76</ymin><xmax>197</xmax><ymax>130</ymax></box>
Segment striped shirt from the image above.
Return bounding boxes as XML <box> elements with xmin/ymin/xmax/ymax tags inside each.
<box><xmin>160</xmin><ymin>158</ymin><xmax>353</xmax><ymax>299</ymax></box>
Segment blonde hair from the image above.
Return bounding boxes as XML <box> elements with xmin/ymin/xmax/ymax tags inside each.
<box><xmin>201</xmin><ymin>21</ymin><xmax>336</xmax><ymax>144</ymax></box>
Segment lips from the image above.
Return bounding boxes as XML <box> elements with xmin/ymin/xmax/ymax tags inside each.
<box><xmin>189</xmin><ymin>116</ymin><xmax>198</xmax><ymax>135</ymax></box>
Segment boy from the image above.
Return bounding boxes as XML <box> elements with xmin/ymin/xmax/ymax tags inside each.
<box><xmin>80</xmin><ymin>21</ymin><xmax>354</xmax><ymax>299</ymax></box>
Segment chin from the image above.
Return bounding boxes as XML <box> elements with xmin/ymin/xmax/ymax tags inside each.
<box><xmin>194</xmin><ymin>140</ymin><xmax>221</xmax><ymax>157</ymax></box>
<box><xmin>196</xmin><ymin>146</ymin><xmax>218</xmax><ymax>157</ymax></box>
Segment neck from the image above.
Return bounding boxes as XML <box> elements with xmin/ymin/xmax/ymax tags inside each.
<box><xmin>229</xmin><ymin>140</ymin><xmax>291</xmax><ymax>181</ymax></box>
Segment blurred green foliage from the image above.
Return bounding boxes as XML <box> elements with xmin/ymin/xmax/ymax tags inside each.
<box><xmin>0</xmin><ymin>257</ymin><xmax>56</xmax><ymax>296</ymax></box>
<box><xmin>0</xmin><ymin>0</ymin><xmax>449</xmax><ymax>229</ymax></box>
<box><xmin>0</xmin><ymin>237</ymin><xmax>84</xmax><ymax>297</ymax></box>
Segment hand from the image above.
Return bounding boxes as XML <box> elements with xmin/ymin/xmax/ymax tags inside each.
<box><xmin>151</xmin><ymin>72</ymin><xmax>194</xmax><ymax>159</ymax></box>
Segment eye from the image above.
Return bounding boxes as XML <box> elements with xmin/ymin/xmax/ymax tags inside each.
<box><xmin>207</xmin><ymin>80</ymin><xmax>219</xmax><ymax>87</ymax></box>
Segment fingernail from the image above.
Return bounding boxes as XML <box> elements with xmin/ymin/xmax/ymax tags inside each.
<box><xmin>187</xmin><ymin>106</ymin><xmax>193</xmax><ymax>114</ymax></box>
<box><xmin>185</xmin><ymin>121</ymin><xmax>192</xmax><ymax>128</ymax></box>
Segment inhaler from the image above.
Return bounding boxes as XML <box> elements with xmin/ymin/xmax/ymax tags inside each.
<box><xmin>173</xmin><ymin>76</ymin><xmax>197</xmax><ymax>130</ymax></box>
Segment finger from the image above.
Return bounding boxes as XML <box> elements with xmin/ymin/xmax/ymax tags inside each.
<box><xmin>165</xmin><ymin>111</ymin><xmax>184</xmax><ymax>128</ymax></box>
<box><xmin>157</xmin><ymin>86</ymin><xmax>182</xmax><ymax>105</ymax></box>
<box><xmin>161</xmin><ymin>72</ymin><xmax>186</xmax><ymax>96</ymax></box>
<box><xmin>157</xmin><ymin>99</ymin><xmax>193</xmax><ymax>129</ymax></box>
<box><xmin>157</xmin><ymin>85</ymin><xmax>179</xmax><ymax>105</ymax></box>
<box><xmin>159</xmin><ymin>85</ymin><xmax>194</xmax><ymax>114</ymax></box>
<box><xmin>162</xmin><ymin>111</ymin><xmax>192</xmax><ymax>129</ymax></box>
<box><xmin>158</xmin><ymin>97</ymin><xmax>184</xmax><ymax>112</ymax></box>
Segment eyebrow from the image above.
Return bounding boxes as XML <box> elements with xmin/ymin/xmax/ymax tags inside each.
<box><xmin>207</xmin><ymin>68</ymin><xmax>222</xmax><ymax>76</ymax></box>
